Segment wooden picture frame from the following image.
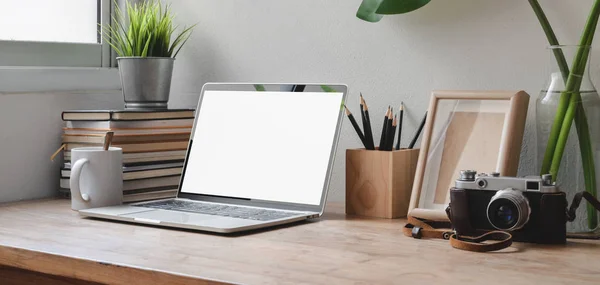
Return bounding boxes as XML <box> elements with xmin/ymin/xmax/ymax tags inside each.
<box><xmin>408</xmin><ymin>90</ymin><xmax>530</xmax><ymax>221</ymax></box>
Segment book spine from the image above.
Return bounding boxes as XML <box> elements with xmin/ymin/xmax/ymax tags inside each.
<box><xmin>111</xmin><ymin>116</ymin><xmax>196</xmax><ymax>122</ymax></box>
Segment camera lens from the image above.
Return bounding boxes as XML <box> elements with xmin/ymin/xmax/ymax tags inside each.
<box><xmin>486</xmin><ymin>189</ymin><xmax>530</xmax><ymax>231</ymax></box>
<box><xmin>492</xmin><ymin>203</ymin><xmax>518</xmax><ymax>228</ymax></box>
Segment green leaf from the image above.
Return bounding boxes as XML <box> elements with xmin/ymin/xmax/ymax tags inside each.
<box><xmin>356</xmin><ymin>0</ymin><xmax>384</xmax><ymax>23</ymax></box>
<box><xmin>101</xmin><ymin>0</ymin><xmax>195</xmax><ymax>57</ymax></box>
<box><xmin>254</xmin><ymin>84</ymin><xmax>266</xmax><ymax>91</ymax></box>
<box><xmin>356</xmin><ymin>0</ymin><xmax>430</xmax><ymax>22</ymax></box>
<box><xmin>376</xmin><ymin>0</ymin><xmax>430</xmax><ymax>15</ymax></box>
<box><xmin>141</xmin><ymin>34</ymin><xmax>153</xmax><ymax>57</ymax></box>
<box><xmin>320</xmin><ymin>85</ymin><xmax>337</xmax><ymax>92</ymax></box>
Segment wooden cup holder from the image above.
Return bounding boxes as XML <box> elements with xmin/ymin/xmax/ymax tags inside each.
<box><xmin>345</xmin><ymin>148</ymin><xmax>420</xmax><ymax>218</ymax></box>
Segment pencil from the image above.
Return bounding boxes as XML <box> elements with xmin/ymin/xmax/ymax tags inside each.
<box><xmin>395</xmin><ymin>102</ymin><xmax>404</xmax><ymax>150</ymax></box>
<box><xmin>384</xmin><ymin>108</ymin><xmax>393</xmax><ymax>150</ymax></box>
<box><xmin>360</xmin><ymin>94</ymin><xmax>375</xmax><ymax>150</ymax></box>
<box><xmin>359</xmin><ymin>96</ymin><xmax>368</xmax><ymax>149</ymax></box>
<box><xmin>387</xmin><ymin>115</ymin><xmax>397</xmax><ymax>151</ymax></box>
<box><xmin>378</xmin><ymin>107</ymin><xmax>390</xmax><ymax>150</ymax></box>
<box><xmin>291</xmin><ymin>85</ymin><xmax>306</xmax><ymax>92</ymax></box>
<box><xmin>344</xmin><ymin>105</ymin><xmax>367</xmax><ymax>148</ymax></box>
<box><xmin>408</xmin><ymin>111</ymin><xmax>428</xmax><ymax>149</ymax></box>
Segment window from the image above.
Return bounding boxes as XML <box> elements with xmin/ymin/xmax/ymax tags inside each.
<box><xmin>0</xmin><ymin>0</ymin><xmax>112</xmax><ymax>67</ymax></box>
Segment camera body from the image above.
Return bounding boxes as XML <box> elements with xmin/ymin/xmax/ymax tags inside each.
<box><xmin>448</xmin><ymin>170</ymin><xmax>567</xmax><ymax>244</ymax></box>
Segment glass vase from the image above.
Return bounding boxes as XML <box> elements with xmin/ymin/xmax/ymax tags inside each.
<box><xmin>537</xmin><ymin>45</ymin><xmax>600</xmax><ymax>233</ymax></box>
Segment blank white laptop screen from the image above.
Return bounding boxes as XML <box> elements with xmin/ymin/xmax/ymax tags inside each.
<box><xmin>180</xmin><ymin>90</ymin><xmax>344</xmax><ymax>205</ymax></box>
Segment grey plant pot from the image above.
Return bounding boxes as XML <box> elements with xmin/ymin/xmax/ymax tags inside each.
<box><xmin>117</xmin><ymin>57</ymin><xmax>175</xmax><ymax>110</ymax></box>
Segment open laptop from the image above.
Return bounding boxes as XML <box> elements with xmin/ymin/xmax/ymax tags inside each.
<box><xmin>79</xmin><ymin>83</ymin><xmax>348</xmax><ymax>233</ymax></box>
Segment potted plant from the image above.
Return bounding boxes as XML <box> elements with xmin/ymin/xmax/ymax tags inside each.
<box><xmin>103</xmin><ymin>0</ymin><xmax>194</xmax><ymax>109</ymax></box>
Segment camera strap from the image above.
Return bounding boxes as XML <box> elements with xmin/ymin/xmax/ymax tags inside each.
<box><xmin>567</xmin><ymin>191</ymin><xmax>600</xmax><ymax>222</ymax></box>
<box><xmin>402</xmin><ymin>216</ymin><xmax>513</xmax><ymax>252</ymax></box>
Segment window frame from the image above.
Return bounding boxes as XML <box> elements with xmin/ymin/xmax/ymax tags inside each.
<box><xmin>0</xmin><ymin>0</ymin><xmax>113</xmax><ymax>68</ymax></box>
<box><xmin>0</xmin><ymin>0</ymin><xmax>120</xmax><ymax>92</ymax></box>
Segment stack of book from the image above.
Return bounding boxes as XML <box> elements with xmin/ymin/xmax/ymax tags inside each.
<box><xmin>59</xmin><ymin>109</ymin><xmax>194</xmax><ymax>202</ymax></box>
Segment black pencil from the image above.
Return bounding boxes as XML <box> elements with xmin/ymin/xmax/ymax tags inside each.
<box><xmin>359</xmin><ymin>96</ymin><xmax>368</xmax><ymax>149</ymax></box>
<box><xmin>291</xmin><ymin>85</ymin><xmax>306</xmax><ymax>92</ymax></box>
<box><xmin>360</xmin><ymin>94</ymin><xmax>375</xmax><ymax>150</ymax></box>
<box><xmin>395</xmin><ymin>102</ymin><xmax>404</xmax><ymax>150</ymax></box>
<box><xmin>378</xmin><ymin>107</ymin><xmax>390</xmax><ymax>150</ymax></box>
<box><xmin>384</xmin><ymin>115</ymin><xmax>393</xmax><ymax>151</ymax></box>
<box><xmin>408</xmin><ymin>111</ymin><xmax>428</xmax><ymax>149</ymax></box>
<box><xmin>384</xmin><ymin>108</ymin><xmax>393</xmax><ymax>151</ymax></box>
<box><xmin>387</xmin><ymin>115</ymin><xmax>397</xmax><ymax>151</ymax></box>
<box><xmin>344</xmin><ymin>105</ymin><xmax>367</xmax><ymax>148</ymax></box>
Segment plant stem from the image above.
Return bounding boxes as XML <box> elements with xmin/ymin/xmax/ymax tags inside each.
<box><xmin>530</xmin><ymin>0</ymin><xmax>600</xmax><ymax>229</ymax></box>
<box><xmin>528</xmin><ymin>0</ymin><xmax>572</xmax><ymax>175</ymax></box>
<box><xmin>575</xmin><ymin>101</ymin><xmax>598</xmax><ymax>228</ymax></box>
<box><xmin>549</xmin><ymin>1</ymin><xmax>600</xmax><ymax>229</ymax></box>
<box><xmin>573</xmin><ymin>25</ymin><xmax>599</xmax><ymax>229</ymax></box>
<box><xmin>527</xmin><ymin>0</ymin><xmax>570</xmax><ymax>81</ymax></box>
<box><xmin>550</xmin><ymin>4</ymin><xmax>599</xmax><ymax>175</ymax></box>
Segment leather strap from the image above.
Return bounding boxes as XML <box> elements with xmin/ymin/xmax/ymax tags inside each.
<box><xmin>402</xmin><ymin>216</ymin><xmax>454</xmax><ymax>239</ymax></box>
<box><xmin>567</xmin><ymin>191</ymin><xmax>600</xmax><ymax>222</ymax></box>
<box><xmin>565</xmin><ymin>192</ymin><xmax>600</xmax><ymax>239</ymax></box>
<box><xmin>449</xmin><ymin>231</ymin><xmax>512</xmax><ymax>252</ymax></box>
<box><xmin>403</xmin><ymin>216</ymin><xmax>513</xmax><ymax>252</ymax></box>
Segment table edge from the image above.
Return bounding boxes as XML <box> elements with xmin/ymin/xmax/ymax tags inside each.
<box><xmin>0</xmin><ymin>244</ymin><xmax>234</xmax><ymax>285</ymax></box>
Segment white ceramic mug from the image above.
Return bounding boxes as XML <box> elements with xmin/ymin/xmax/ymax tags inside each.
<box><xmin>70</xmin><ymin>147</ymin><xmax>123</xmax><ymax>211</ymax></box>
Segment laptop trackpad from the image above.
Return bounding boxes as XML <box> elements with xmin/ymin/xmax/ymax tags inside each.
<box><xmin>121</xmin><ymin>209</ymin><xmax>261</xmax><ymax>227</ymax></box>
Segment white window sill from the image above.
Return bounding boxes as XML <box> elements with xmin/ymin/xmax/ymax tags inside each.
<box><xmin>0</xmin><ymin>67</ymin><xmax>121</xmax><ymax>93</ymax></box>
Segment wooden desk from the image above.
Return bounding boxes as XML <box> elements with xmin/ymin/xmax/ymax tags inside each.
<box><xmin>0</xmin><ymin>199</ymin><xmax>599</xmax><ymax>285</ymax></box>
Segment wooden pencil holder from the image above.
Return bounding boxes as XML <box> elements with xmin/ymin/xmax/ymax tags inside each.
<box><xmin>346</xmin><ymin>148</ymin><xmax>420</xmax><ymax>219</ymax></box>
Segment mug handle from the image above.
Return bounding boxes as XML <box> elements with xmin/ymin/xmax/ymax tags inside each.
<box><xmin>70</xmin><ymin>158</ymin><xmax>90</xmax><ymax>202</ymax></box>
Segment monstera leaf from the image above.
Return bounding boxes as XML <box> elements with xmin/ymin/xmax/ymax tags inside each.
<box><xmin>356</xmin><ymin>0</ymin><xmax>431</xmax><ymax>22</ymax></box>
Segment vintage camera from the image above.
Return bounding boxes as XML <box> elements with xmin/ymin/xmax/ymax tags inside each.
<box><xmin>448</xmin><ymin>170</ymin><xmax>567</xmax><ymax>244</ymax></box>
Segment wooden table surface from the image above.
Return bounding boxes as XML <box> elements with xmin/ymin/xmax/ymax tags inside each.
<box><xmin>0</xmin><ymin>199</ymin><xmax>599</xmax><ymax>285</ymax></box>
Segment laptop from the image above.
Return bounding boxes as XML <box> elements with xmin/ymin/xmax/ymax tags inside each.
<box><xmin>79</xmin><ymin>83</ymin><xmax>348</xmax><ymax>233</ymax></box>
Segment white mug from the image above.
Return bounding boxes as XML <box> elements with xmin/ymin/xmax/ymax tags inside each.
<box><xmin>70</xmin><ymin>147</ymin><xmax>123</xmax><ymax>211</ymax></box>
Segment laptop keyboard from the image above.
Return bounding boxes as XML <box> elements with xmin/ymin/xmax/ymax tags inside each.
<box><xmin>139</xmin><ymin>200</ymin><xmax>303</xmax><ymax>221</ymax></box>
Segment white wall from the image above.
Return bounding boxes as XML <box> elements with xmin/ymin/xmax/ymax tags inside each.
<box><xmin>167</xmin><ymin>0</ymin><xmax>600</xmax><ymax>202</ymax></box>
<box><xmin>0</xmin><ymin>91</ymin><xmax>123</xmax><ymax>202</ymax></box>
<box><xmin>3</xmin><ymin>0</ymin><xmax>597</xmax><ymax>203</ymax></box>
